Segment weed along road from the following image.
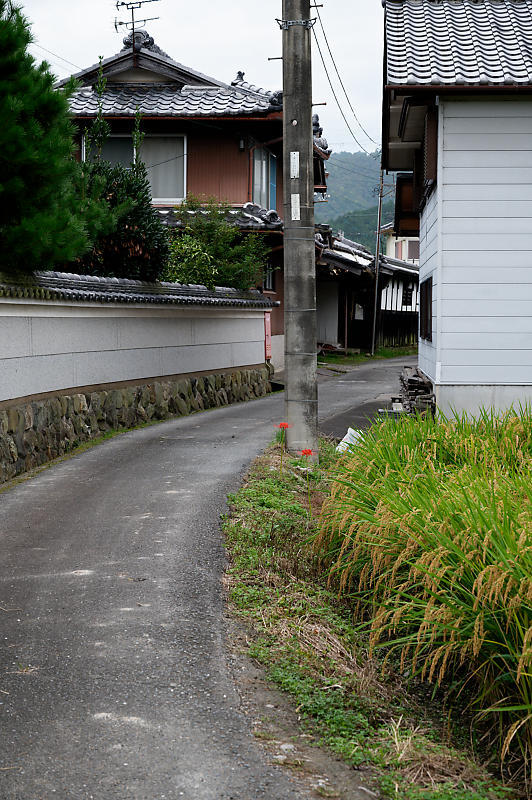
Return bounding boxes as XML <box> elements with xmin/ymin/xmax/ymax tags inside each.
<box><xmin>0</xmin><ymin>357</ymin><xmax>415</xmax><ymax>799</ymax></box>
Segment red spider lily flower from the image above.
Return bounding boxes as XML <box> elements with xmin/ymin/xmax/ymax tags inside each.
<box><xmin>301</xmin><ymin>448</ymin><xmax>313</xmax><ymax>457</ymax></box>
<box><xmin>278</xmin><ymin>422</ymin><xmax>290</xmax><ymax>429</ymax></box>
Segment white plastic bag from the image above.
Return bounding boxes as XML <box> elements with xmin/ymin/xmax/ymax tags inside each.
<box><xmin>336</xmin><ymin>427</ymin><xmax>364</xmax><ymax>453</ymax></box>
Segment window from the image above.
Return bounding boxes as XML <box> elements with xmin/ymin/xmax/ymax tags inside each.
<box><xmin>408</xmin><ymin>240</ymin><xmax>420</xmax><ymax>261</ymax></box>
<box><xmin>395</xmin><ymin>240</ymin><xmax>403</xmax><ymax>260</ymax></box>
<box><xmin>100</xmin><ymin>137</ymin><xmax>133</xmax><ymax>166</ymax></box>
<box><xmin>253</xmin><ymin>147</ymin><xmax>277</xmax><ymax>210</ymax></box>
<box><xmin>85</xmin><ymin>134</ymin><xmax>186</xmax><ymax>203</ymax></box>
<box><xmin>263</xmin><ymin>264</ymin><xmax>275</xmax><ymax>291</ymax></box>
<box><xmin>140</xmin><ymin>136</ymin><xmax>185</xmax><ymax>202</ymax></box>
<box><xmin>419</xmin><ymin>277</ymin><xmax>433</xmax><ymax>341</ymax></box>
<box><xmin>411</xmin><ymin>106</ymin><xmax>438</xmax><ymax>212</ymax></box>
<box><xmin>402</xmin><ymin>284</ymin><xmax>413</xmax><ymax>306</ymax></box>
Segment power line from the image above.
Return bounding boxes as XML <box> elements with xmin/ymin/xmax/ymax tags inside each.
<box><xmin>314</xmin><ymin>5</ymin><xmax>379</xmax><ymax>147</ymax></box>
<box><xmin>326</xmin><ymin>159</ymin><xmax>380</xmax><ymax>182</ymax></box>
<box><xmin>31</xmin><ymin>42</ymin><xmax>81</xmax><ymax>71</ymax></box>
<box><xmin>327</xmin><ymin>207</ymin><xmax>394</xmax><ymax>216</ymax></box>
<box><xmin>311</xmin><ymin>27</ymin><xmax>372</xmax><ymax>156</ymax></box>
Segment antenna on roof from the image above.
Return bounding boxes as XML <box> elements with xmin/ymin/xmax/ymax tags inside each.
<box><xmin>115</xmin><ymin>1</ymin><xmax>161</xmax><ymax>55</ymax></box>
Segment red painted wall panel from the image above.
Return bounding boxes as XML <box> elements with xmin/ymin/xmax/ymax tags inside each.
<box><xmin>187</xmin><ymin>136</ymin><xmax>249</xmax><ymax>204</ymax></box>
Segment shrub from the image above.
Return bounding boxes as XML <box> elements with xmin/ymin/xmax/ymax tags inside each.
<box><xmin>163</xmin><ymin>232</ymin><xmax>215</xmax><ymax>288</ymax></box>
<box><xmin>72</xmin><ymin>159</ymin><xmax>168</xmax><ymax>282</ymax></box>
<box><xmin>162</xmin><ymin>196</ymin><xmax>269</xmax><ymax>290</ymax></box>
<box><xmin>0</xmin><ymin>1</ymin><xmax>89</xmax><ymax>275</ymax></box>
<box><xmin>315</xmin><ymin>409</ymin><xmax>532</xmax><ymax>784</ymax></box>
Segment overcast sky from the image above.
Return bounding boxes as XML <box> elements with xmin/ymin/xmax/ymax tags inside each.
<box><xmin>20</xmin><ymin>0</ymin><xmax>384</xmax><ymax>155</ymax></box>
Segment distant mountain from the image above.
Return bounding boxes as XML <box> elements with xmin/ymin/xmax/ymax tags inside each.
<box><xmin>315</xmin><ymin>150</ymin><xmax>381</xmax><ymax>223</ymax></box>
<box><xmin>324</xmin><ymin>201</ymin><xmax>395</xmax><ymax>253</ymax></box>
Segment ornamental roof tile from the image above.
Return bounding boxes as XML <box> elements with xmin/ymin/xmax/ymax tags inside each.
<box><xmin>158</xmin><ymin>202</ymin><xmax>283</xmax><ymax>231</ymax></box>
<box><xmin>385</xmin><ymin>0</ymin><xmax>532</xmax><ymax>87</ymax></box>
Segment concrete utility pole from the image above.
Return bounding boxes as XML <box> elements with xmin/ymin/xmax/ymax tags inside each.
<box><xmin>281</xmin><ymin>0</ymin><xmax>319</xmax><ymax>458</ymax></box>
<box><xmin>370</xmin><ymin>169</ymin><xmax>385</xmax><ymax>356</ymax></box>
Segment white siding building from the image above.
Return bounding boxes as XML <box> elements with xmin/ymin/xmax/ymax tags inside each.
<box><xmin>382</xmin><ymin>0</ymin><xmax>532</xmax><ymax>415</ymax></box>
<box><xmin>381</xmin><ymin>222</ymin><xmax>420</xmax><ymax>266</ymax></box>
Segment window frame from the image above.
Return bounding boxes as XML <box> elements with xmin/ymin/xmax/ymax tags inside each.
<box><xmin>419</xmin><ymin>276</ymin><xmax>433</xmax><ymax>342</ymax></box>
<box><xmin>142</xmin><ymin>133</ymin><xmax>187</xmax><ymax>206</ymax></box>
<box><xmin>263</xmin><ymin>263</ymin><xmax>275</xmax><ymax>292</ymax></box>
<box><xmin>253</xmin><ymin>145</ymin><xmax>277</xmax><ymax>210</ymax></box>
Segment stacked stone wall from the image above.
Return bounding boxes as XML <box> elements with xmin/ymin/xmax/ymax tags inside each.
<box><xmin>0</xmin><ymin>366</ymin><xmax>272</xmax><ymax>485</ymax></box>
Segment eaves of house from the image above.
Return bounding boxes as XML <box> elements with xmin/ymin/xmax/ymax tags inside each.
<box><xmin>382</xmin><ymin>0</ymin><xmax>532</xmax><ymax>173</ymax></box>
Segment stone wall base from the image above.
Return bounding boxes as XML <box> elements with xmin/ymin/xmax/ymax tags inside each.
<box><xmin>0</xmin><ymin>366</ymin><xmax>273</xmax><ymax>485</ymax></box>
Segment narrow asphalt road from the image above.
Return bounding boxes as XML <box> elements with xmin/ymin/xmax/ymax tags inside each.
<box><xmin>0</xmin><ymin>357</ymin><xmax>415</xmax><ymax>799</ymax></box>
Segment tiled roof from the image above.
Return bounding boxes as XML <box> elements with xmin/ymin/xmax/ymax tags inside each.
<box><xmin>380</xmin><ymin>255</ymin><xmax>420</xmax><ymax>276</ymax></box>
<box><xmin>158</xmin><ymin>202</ymin><xmax>283</xmax><ymax>231</ymax></box>
<box><xmin>0</xmin><ymin>272</ymin><xmax>277</xmax><ymax>309</ymax></box>
<box><xmin>315</xmin><ymin>229</ymin><xmax>419</xmax><ymax>278</ymax></box>
<box><xmin>69</xmin><ymin>84</ymin><xmax>274</xmax><ymax>117</ymax></box>
<box><xmin>231</xmin><ymin>72</ymin><xmax>283</xmax><ymax>109</ymax></box>
<box><xmin>385</xmin><ymin>0</ymin><xmax>532</xmax><ymax>86</ymax></box>
<box><xmin>315</xmin><ymin>231</ymin><xmax>374</xmax><ymax>274</ymax></box>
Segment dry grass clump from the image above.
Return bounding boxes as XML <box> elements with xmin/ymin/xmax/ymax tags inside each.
<box><xmin>388</xmin><ymin>716</ymin><xmax>490</xmax><ymax>790</ymax></box>
<box><xmin>316</xmin><ymin>408</ymin><xmax>532</xmax><ymax>787</ymax></box>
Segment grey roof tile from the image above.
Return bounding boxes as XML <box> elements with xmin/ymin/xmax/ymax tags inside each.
<box><xmin>68</xmin><ymin>83</ymin><xmax>274</xmax><ymax>117</ymax></box>
<box><xmin>0</xmin><ymin>272</ymin><xmax>277</xmax><ymax>308</ymax></box>
<box><xmin>385</xmin><ymin>0</ymin><xmax>532</xmax><ymax>86</ymax></box>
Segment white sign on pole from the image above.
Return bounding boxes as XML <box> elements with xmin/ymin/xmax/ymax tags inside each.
<box><xmin>290</xmin><ymin>151</ymin><xmax>300</xmax><ymax>179</ymax></box>
<box><xmin>291</xmin><ymin>193</ymin><xmax>301</xmax><ymax>221</ymax></box>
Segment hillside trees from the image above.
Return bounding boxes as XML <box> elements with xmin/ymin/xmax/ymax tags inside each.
<box><xmin>326</xmin><ymin>200</ymin><xmax>394</xmax><ymax>251</ymax></box>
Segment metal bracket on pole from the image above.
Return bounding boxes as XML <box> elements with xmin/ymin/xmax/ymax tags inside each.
<box><xmin>276</xmin><ymin>18</ymin><xmax>316</xmax><ymax>29</ymax></box>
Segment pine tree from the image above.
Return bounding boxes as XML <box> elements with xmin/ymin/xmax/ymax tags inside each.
<box><xmin>0</xmin><ymin>1</ymin><xmax>87</xmax><ymax>275</ymax></box>
<box><xmin>74</xmin><ymin>108</ymin><xmax>169</xmax><ymax>281</ymax></box>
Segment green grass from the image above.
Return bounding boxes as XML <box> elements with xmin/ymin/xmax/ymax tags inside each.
<box><xmin>224</xmin><ymin>438</ymin><xmax>518</xmax><ymax>800</ymax></box>
<box><xmin>318</xmin><ymin>345</ymin><xmax>418</xmax><ymax>368</ymax></box>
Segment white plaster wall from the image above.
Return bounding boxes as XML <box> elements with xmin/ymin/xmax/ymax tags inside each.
<box><xmin>0</xmin><ymin>300</ymin><xmax>268</xmax><ymax>402</ymax></box>
<box><xmin>317</xmin><ymin>282</ymin><xmax>339</xmax><ymax>346</ymax></box>
<box><xmin>381</xmin><ymin>275</ymin><xmax>419</xmax><ymax>313</ymax></box>
<box><xmin>440</xmin><ymin>97</ymin><xmax>532</xmax><ymax>387</ymax></box>
<box><xmin>270</xmin><ymin>334</ymin><xmax>285</xmax><ymax>374</ymax></box>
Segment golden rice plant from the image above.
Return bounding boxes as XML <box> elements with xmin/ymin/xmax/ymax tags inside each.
<box><xmin>316</xmin><ymin>408</ymin><xmax>532</xmax><ymax>785</ymax></box>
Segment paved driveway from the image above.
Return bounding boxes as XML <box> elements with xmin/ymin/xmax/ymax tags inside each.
<box><xmin>0</xmin><ymin>357</ymin><xmax>414</xmax><ymax>799</ymax></box>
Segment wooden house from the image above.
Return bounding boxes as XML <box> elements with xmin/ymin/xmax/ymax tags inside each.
<box><xmin>382</xmin><ymin>0</ymin><xmax>532</xmax><ymax>415</ymax></box>
<box><xmin>59</xmin><ymin>29</ymin><xmax>331</xmax><ymax>372</ymax></box>
<box><xmin>315</xmin><ymin>230</ymin><xmax>419</xmax><ymax>351</ymax></box>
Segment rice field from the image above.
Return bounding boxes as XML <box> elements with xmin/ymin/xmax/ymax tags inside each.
<box><xmin>316</xmin><ymin>408</ymin><xmax>532</xmax><ymax>788</ymax></box>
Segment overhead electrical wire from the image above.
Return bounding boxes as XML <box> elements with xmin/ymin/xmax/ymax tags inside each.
<box><xmin>31</xmin><ymin>42</ymin><xmax>81</xmax><ymax>71</ymax></box>
<box><xmin>327</xmin><ymin>207</ymin><xmax>393</xmax><ymax>216</ymax></box>
<box><xmin>314</xmin><ymin>5</ymin><xmax>379</xmax><ymax>147</ymax></box>
<box><xmin>326</xmin><ymin>159</ymin><xmax>380</xmax><ymax>182</ymax></box>
<box><xmin>311</xmin><ymin>27</ymin><xmax>373</xmax><ymax>156</ymax></box>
